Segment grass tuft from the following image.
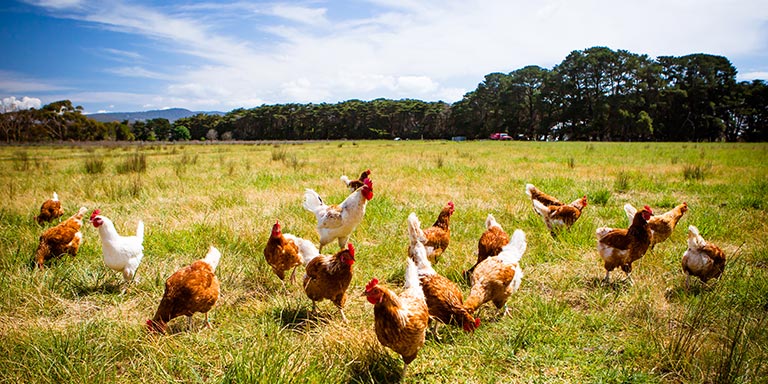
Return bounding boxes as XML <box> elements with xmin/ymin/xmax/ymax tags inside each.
<box><xmin>271</xmin><ymin>148</ymin><xmax>288</xmax><ymax>161</ymax></box>
<box><xmin>590</xmin><ymin>189</ymin><xmax>612</xmax><ymax>206</ymax></box>
<box><xmin>83</xmin><ymin>156</ymin><xmax>105</xmax><ymax>174</ymax></box>
<box><xmin>683</xmin><ymin>164</ymin><xmax>709</xmax><ymax>181</ymax></box>
<box><xmin>116</xmin><ymin>152</ymin><xmax>147</xmax><ymax>174</ymax></box>
<box><xmin>11</xmin><ymin>151</ymin><xmax>30</xmax><ymax>171</ymax></box>
<box><xmin>614</xmin><ymin>171</ymin><xmax>631</xmax><ymax>192</ymax></box>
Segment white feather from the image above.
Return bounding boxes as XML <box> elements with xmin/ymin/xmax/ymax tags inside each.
<box><xmin>624</xmin><ymin>203</ymin><xmax>637</xmax><ymax>225</ymax></box>
<box><xmin>532</xmin><ymin>199</ymin><xmax>550</xmax><ymax>218</ymax></box>
<box><xmin>302</xmin><ymin>189</ymin><xmax>324</xmax><ymax>215</ymax></box>
<box><xmin>687</xmin><ymin>225</ymin><xmax>708</xmax><ymax>250</ymax></box>
<box><xmin>525</xmin><ymin>183</ymin><xmax>535</xmax><ymax>198</ymax></box>
<box><xmin>403</xmin><ymin>258</ymin><xmax>424</xmax><ymax>300</ymax></box>
<box><xmin>283</xmin><ymin>233</ymin><xmax>320</xmax><ymax>265</ymax></box>
<box><xmin>203</xmin><ymin>245</ymin><xmax>221</xmax><ymax>272</ymax></box>
<box><xmin>485</xmin><ymin>213</ymin><xmax>502</xmax><ymax>230</ymax></box>
<box><xmin>95</xmin><ymin>215</ymin><xmax>145</xmax><ymax>281</ymax></box>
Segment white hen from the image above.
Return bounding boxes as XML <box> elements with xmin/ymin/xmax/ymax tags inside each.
<box><xmin>90</xmin><ymin>209</ymin><xmax>144</xmax><ymax>283</ymax></box>
<box><xmin>303</xmin><ymin>178</ymin><xmax>373</xmax><ymax>252</ymax></box>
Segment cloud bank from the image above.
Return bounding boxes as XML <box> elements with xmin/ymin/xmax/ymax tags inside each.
<box><xmin>1</xmin><ymin>96</ymin><xmax>42</xmax><ymax>113</ymax></box>
<box><xmin>8</xmin><ymin>0</ymin><xmax>768</xmax><ymax>112</ymax></box>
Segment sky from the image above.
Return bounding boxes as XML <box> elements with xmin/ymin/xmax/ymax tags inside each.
<box><xmin>1</xmin><ymin>0</ymin><xmax>767</xmax><ymax>114</ymax></box>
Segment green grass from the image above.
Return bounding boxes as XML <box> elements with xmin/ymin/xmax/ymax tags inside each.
<box><xmin>0</xmin><ymin>141</ymin><xmax>767</xmax><ymax>383</ymax></box>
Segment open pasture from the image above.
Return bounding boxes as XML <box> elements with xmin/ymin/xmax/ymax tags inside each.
<box><xmin>0</xmin><ymin>141</ymin><xmax>766</xmax><ymax>383</ymax></box>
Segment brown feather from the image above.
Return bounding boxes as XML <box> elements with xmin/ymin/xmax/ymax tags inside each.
<box><xmin>35</xmin><ymin>199</ymin><xmax>64</xmax><ymax>224</ymax></box>
<box><xmin>264</xmin><ymin>229</ymin><xmax>302</xmax><ymax>281</ymax></box>
<box><xmin>528</xmin><ymin>185</ymin><xmax>563</xmax><ymax>207</ymax></box>
<box><xmin>420</xmin><ymin>274</ymin><xmax>477</xmax><ymax>330</ymax></box>
<box><xmin>370</xmin><ymin>284</ymin><xmax>429</xmax><ymax>365</ymax></box>
<box><xmin>149</xmin><ymin>260</ymin><xmax>220</xmax><ymax>333</ymax></box>
<box><xmin>647</xmin><ymin>202</ymin><xmax>688</xmax><ymax>247</ymax></box>
<box><xmin>422</xmin><ymin>202</ymin><xmax>453</xmax><ymax>264</ymax></box>
<box><xmin>303</xmin><ymin>248</ymin><xmax>354</xmax><ymax>310</ymax></box>
<box><xmin>35</xmin><ymin>207</ymin><xmax>86</xmax><ymax>268</ymax></box>
<box><xmin>465</xmin><ymin>257</ymin><xmax>516</xmax><ymax>312</ymax></box>
<box><xmin>598</xmin><ymin>210</ymin><xmax>652</xmax><ymax>277</ymax></box>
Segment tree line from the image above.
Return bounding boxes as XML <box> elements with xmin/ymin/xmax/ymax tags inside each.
<box><xmin>1</xmin><ymin>47</ymin><xmax>766</xmax><ymax>142</ymax></box>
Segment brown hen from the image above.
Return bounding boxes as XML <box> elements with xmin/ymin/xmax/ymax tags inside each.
<box><xmin>34</xmin><ymin>206</ymin><xmax>87</xmax><ymax>269</ymax></box>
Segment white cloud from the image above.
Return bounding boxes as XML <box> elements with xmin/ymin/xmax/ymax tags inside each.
<box><xmin>13</xmin><ymin>0</ymin><xmax>768</xmax><ymax>111</ymax></box>
<box><xmin>102</xmin><ymin>48</ymin><xmax>143</xmax><ymax>61</ymax></box>
<box><xmin>106</xmin><ymin>66</ymin><xmax>166</xmax><ymax>79</ymax></box>
<box><xmin>395</xmin><ymin>76</ymin><xmax>439</xmax><ymax>95</ymax></box>
<box><xmin>0</xmin><ymin>70</ymin><xmax>68</xmax><ymax>93</ymax></box>
<box><xmin>738</xmin><ymin>71</ymin><xmax>768</xmax><ymax>81</ymax></box>
<box><xmin>26</xmin><ymin>0</ymin><xmax>83</xmax><ymax>10</ymax></box>
<box><xmin>269</xmin><ymin>5</ymin><xmax>329</xmax><ymax>26</ymax></box>
<box><xmin>1</xmin><ymin>96</ymin><xmax>42</xmax><ymax>112</ymax></box>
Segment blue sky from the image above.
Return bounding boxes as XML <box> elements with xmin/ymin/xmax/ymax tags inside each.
<box><xmin>2</xmin><ymin>0</ymin><xmax>767</xmax><ymax>114</ymax></box>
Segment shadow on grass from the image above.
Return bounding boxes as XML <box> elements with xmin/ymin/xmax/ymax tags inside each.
<box><xmin>271</xmin><ymin>305</ymin><xmax>336</xmax><ymax>332</ymax></box>
<box><xmin>72</xmin><ymin>280</ymin><xmax>125</xmax><ymax>296</ymax></box>
<box><xmin>424</xmin><ymin>321</ymin><xmax>470</xmax><ymax>345</ymax></box>
<box><xmin>585</xmin><ymin>276</ymin><xmax>633</xmax><ymax>292</ymax></box>
<box><xmin>346</xmin><ymin>349</ymin><xmax>403</xmax><ymax>384</ymax></box>
<box><xmin>663</xmin><ymin>282</ymin><xmax>713</xmax><ymax>302</ymax></box>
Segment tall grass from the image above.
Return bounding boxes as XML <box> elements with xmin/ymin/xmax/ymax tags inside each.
<box><xmin>683</xmin><ymin>163</ymin><xmax>710</xmax><ymax>181</ymax></box>
<box><xmin>0</xmin><ymin>141</ymin><xmax>766</xmax><ymax>383</ymax></box>
<box><xmin>11</xmin><ymin>150</ymin><xmax>30</xmax><ymax>171</ymax></box>
<box><xmin>116</xmin><ymin>152</ymin><xmax>147</xmax><ymax>174</ymax></box>
<box><xmin>614</xmin><ymin>171</ymin><xmax>631</xmax><ymax>192</ymax></box>
<box><xmin>84</xmin><ymin>155</ymin><xmax>106</xmax><ymax>174</ymax></box>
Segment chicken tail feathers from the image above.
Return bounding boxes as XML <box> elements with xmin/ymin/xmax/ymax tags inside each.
<box><xmin>407</xmin><ymin>212</ymin><xmax>426</xmax><ymax>245</ymax></box>
<box><xmin>297</xmin><ymin>238</ymin><xmax>320</xmax><ymax>265</ymax></box>
<box><xmin>302</xmin><ymin>189</ymin><xmax>324</xmax><ymax>213</ymax></box>
<box><xmin>203</xmin><ymin>246</ymin><xmax>222</xmax><ymax>272</ymax></box>
<box><xmin>406</xmin><ymin>212</ymin><xmax>434</xmax><ymax>275</ymax></box>
<box><xmin>687</xmin><ymin>225</ymin><xmax>708</xmax><ymax>249</ymax></box>
<box><xmin>340</xmin><ymin>175</ymin><xmax>351</xmax><ymax>187</ymax></box>
<box><xmin>525</xmin><ymin>183</ymin><xmax>536</xmax><ymax>199</ymax></box>
<box><xmin>499</xmin><ymin>229</ymin><xmax>527</xmax><ymax>265</ymax></box>
<box><xmin>532</xmin><ymin>199</ymin><xmax>549</xmax><ymax>218</ymax></box>
<box><xmin>135</xmin><ymin>220</ymin><xmax>145</xmax><ymax>240</ymax></box>
<box><xmin>485</xmin><ymin>213</ymin><xmax>501</xmax><ymax>230</ymax></box>
<box><xmin>403</xmin><ymin>258</ymin><xmax>425</xmax><ymax>300</ymax></box>
<box><xmin>52</xmin><ymin>191</ymin><xmax>59</xmax><ymax>201</ymax></box>
<box><xmin>624</xmin><ymin>203</ymin><xmax>637</xmax><ymax>225</ymax></box>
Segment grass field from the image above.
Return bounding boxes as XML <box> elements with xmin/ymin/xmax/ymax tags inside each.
<box><xmin>0</xmin><ymin>141</ymin><xmax>766</xmax><ymax>383</ymax></box>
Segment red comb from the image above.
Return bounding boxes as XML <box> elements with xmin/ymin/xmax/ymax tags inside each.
<box><xmin>90</xmin><ymin>209</ymin><xmax>101</xmax><ymax>221</ymax></box>
<box><xmin>363</xmin><ymin>178</ymin><xmax>372</xmax><ymax>188</ymax></box>
<box><xmin>347</xmin><ymin>243</ymin><xmax>355</xmax><ymax>257</ymax></box>
<box><xmin>365</xmin><ymin>278</ymin><xmax>379</xmax><ymax>291</ymax></box>
<box><xmin>644</xmin><ymin>205</ymin><xmax>652</xmax><ymax>211</ymax></box>
<box><xmin>448</xmin><ymin>201</ymin><xmax>454</xmax><ymax>208</ymax></box>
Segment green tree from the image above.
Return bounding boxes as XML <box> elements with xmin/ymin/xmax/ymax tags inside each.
<box><xmin>170</xmin><ymin>125</ymin><xmax>191</xmax><ymax>141</ymax></box>
<box><xmin>656</xmin><ymin>54</ymin><xmax>737</xmax><ymax>141</ymax></box>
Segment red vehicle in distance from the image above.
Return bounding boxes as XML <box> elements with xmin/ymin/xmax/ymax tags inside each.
<box><xmin>489</xmin><ymin>132</ymin><xmax>513</xmax><ymax>140</ymax></box>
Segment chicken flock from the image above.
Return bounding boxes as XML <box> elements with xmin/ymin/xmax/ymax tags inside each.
<box><xmin>31</xmin><ymin>175</ymin><xmax>726</xmax><ymax>376</ymax></box>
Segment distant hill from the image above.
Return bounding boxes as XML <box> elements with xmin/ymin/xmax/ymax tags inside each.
<box><xmin>86</xmin><ymin>108</ymin><xmax>225</xmax><ymax>123</ymax></box>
